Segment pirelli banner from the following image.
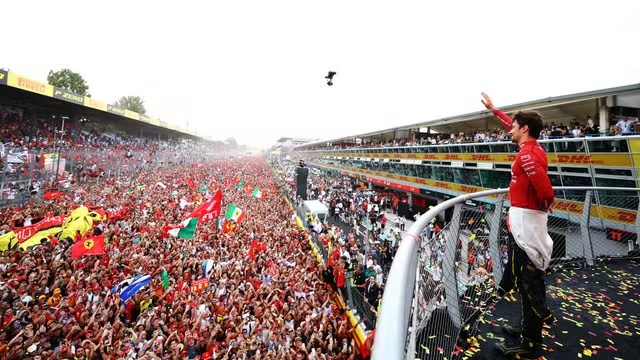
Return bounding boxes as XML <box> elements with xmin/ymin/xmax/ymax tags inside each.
<box><xmin>53</xmin><ymin>87</ymin><xmax>84</xmax><ymax>105</ymax></box>
<box><xmin>7</xmin><ymin>72</ymin><xmax>54</xmax><ymax>97</ymax></box>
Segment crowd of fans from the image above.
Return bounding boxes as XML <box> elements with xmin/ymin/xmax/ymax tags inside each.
<box><xmin>0</xmin><ymin>109</ymin><xmax>367</xmax><ymax>359</ymax></box>
<box><xmin>300</xmin><ymin>115</ymin><xmax>638</xmax><ymax>151</ymax></box>
<box><xmin>276</xmin><ymin>164</ymin><xmax>511</xmax><ymax>336</ymax></box>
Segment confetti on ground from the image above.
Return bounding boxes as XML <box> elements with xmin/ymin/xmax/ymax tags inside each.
<box><xmin>466</xmin><ymin>260</ymin><xmax>640</xmax><ymax>359</ymax></box>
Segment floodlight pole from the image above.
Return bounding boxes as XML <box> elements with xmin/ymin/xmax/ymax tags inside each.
<box><xmin>54</xmin><ymin>116</ymin><xmax>68</xmax><ymax>184</ymax></box>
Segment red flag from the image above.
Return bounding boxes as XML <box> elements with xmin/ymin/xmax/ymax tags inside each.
<box><xmin>105</xmin><ymin>207</ymin><xmax>129</xmax><ymax>221</ymax></box>
<box><xmin>44</xmin><ymin>191</ymin><xmax>65</xmax><ymax>200</ymax></box>
<box><xmin>15</xmin><ymin>215</ymin><xmax>66</xmax><ymax>243</ymax></box>
<box><xmin>222</xmin><ymin>220</ymin><xmax>237</xmax><ymax>233</ymax></box>
<box><xmin>71</xmin><ymin>235</ymin><xmax>106</xmax><ymax>259</ymax></box>
<box><xmin>187</xmin><ymin>178</ymin><xmax>196</xmax><ymax>189</ymax></box>
<box><xmin>189</xmin><ymin>189</ymin><xmax>222</xmax><ymax>222</ymax></box>
<box><xmin>248</xmin><ymin>239</ymin><xmax>267</xmax><ymax>259</ymax></box>
<box><xmin>191</xmin><ymin>278</ymin><xmax>209</xmax><ymax>294</ymax></box>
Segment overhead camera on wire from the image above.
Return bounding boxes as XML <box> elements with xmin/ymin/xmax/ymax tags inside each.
<box><xmin>325</xmin><ymin>71</ymin><xmax>337</xmax><ymax>86</ymax></box>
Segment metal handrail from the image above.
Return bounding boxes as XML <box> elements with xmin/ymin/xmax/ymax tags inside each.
<box><xmin>372</xmin><ymin>186</ymin><xmax>640</xmax><ymax>360</ymax></box>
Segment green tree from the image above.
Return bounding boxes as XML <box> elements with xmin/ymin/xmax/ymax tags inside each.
<box><xmin>112</xmin><ymin>96</ymin><xmax>146</xmax><ymax>114</ymax></box>
<box><xmin>47</xmin><ymin>69</ymin><xmax>90</xmax><ymax>96</ymax></box>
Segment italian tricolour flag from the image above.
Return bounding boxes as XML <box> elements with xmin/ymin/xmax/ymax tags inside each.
<box><xmin>168</xmin><ymin>218</ymin><xmax>199</xmax><ymax>239</ymax></box>
<box><xmin>225</xmin><ymin>204</ymin><xmax>245</xmax><ymax>223</ymax></box>
<box><xmin>252</xmin><ymin>187</ymin><xmax>263</xmax><ymax>199</ymax></box>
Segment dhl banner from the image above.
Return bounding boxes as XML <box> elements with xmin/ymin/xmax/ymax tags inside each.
<box><xmin>318</xmin><ymin>163</ymin><xmax>638</xmax><ymax>225</ymax></box>
<box><xmin>7</xmin><ymin>72</ymin><xmax>54</xmax><ymax>97</ymax></box>
<box><xmin>321</xmin><ymin>152</ymin><xmax>633</xmax><ymax>167</ymax></box>
<box><xmin>629</xmin><ymin>139</ymin><xmax>640</xmax><ymax>187</ymax></box>
<box><xmin>552</xmin><ymin>199</ymin><xmax>637</xmax><ymax>225</ymax></box>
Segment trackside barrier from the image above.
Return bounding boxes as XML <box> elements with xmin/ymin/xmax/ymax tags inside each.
<box><xmin>269</xmin><ymin>163</ymin><xmax>368</xmax><ymax>351</ymax></box>
<box><xmin>372</xmin><ymin>186</ymin><xmax>640</xmax><ymax>360</ymax></box>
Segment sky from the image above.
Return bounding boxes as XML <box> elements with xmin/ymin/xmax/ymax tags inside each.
<box><xmin>2</xmin><ymin>1</ymin><xmax>639</xmax><ymax>148</ymax></box>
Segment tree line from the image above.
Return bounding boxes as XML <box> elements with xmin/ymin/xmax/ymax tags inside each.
<box><xmin>47</xmin><ymin>68</ymin><xmax>146</xmax><ymax>115</ymax></box>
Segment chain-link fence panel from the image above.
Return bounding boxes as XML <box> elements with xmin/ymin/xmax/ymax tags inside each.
<box><xmin>591</xmin><ymin>190</ymin><xmax>640</xmax><ymax>257</ymax></box>
<box><xmin>411</xmin><ymin>204</ymin><xmax>464</xmax><ymax>360</ymax></box>
<box><xmin>409</xmin><ymin>200</ymin><xmax>504</xmax><ymax>359</ymax></box>
<box><xmin>403</xmin><ymin>188</ymin><xmax>640</xmax><ymax>359</ymax></box>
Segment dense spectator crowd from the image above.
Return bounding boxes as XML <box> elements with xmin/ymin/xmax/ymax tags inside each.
<box><xmin>300</xmin><ymin>115</ymin><xmax>638</xmax><ymax>151</ymax></box>
<box><xmin>277</xmin><ymin>164</ymin><xmax>510</xmax><ymax>335</ymax></box>
<box><xmin>0</xmin><ymin>110</ymin><xmax>366</xmax><ymax>359</ymax></box>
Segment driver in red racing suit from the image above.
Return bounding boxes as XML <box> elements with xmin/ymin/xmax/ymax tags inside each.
<box><xmin>491</xmin><ymin>107</ymin><xmax>554</xmax><ymax>211</ymax></box>
<box><xmin>481</xmin><ymin>93</ymin><xmax>555</xmax><ymax>359</ymax></box>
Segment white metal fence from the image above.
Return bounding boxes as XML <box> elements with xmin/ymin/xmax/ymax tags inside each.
<box><xmin>372</xmin><ymin>187</ymin><xmax>640</xmax><ymax>360</ymax></box>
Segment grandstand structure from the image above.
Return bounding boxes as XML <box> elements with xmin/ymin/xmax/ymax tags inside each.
<box><xmin>294</xmin><ymin>84</ymin><xmax>640</xmax><ymax>235</ymax></box>
<box><xmin>0</xmin><ymin>69</ymin><xmax>214</xmax><ymax>207</ymax></box>
<box><xmin>292</xmin><ymin>84</ymin><xmax>640</xmax><ymax>359</ymax></box>
<box><xmin>0</xmin><ymin>69</ymin><xmax>200</xmax><ymax>140</ymax></box>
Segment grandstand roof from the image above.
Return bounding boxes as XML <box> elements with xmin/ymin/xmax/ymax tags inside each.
<box><xmin>296</xmin><ymin>83</ymin><xmax>640</xmax><ymax>148</ymax></box>
<box><xmin>0</xmin><ymin>69</ymin><xmax>201</xmax><ymax>140</ymax></box>
<box><xmin>275</xmin><ymin>137</ymin><xmax>319</xmax><ymax>146</ymax></box>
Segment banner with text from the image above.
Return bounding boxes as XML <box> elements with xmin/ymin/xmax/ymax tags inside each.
<box><xmin>53</xmin><ymin>87</ymin><xmax>85</xmax><ymax>105</ymax></box>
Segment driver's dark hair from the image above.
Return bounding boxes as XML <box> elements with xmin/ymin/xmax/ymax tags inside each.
<box><xmin>512</xmin><ymin>111</ymin><xmax>544</xmax><ymax>139</ymax></box>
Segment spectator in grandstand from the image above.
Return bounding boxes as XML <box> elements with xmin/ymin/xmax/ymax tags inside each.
<box><xmin>571</xmin><ymin>125</ymin><xmax>583</xmax><ymax>137</ymax></box>
<box><xmin>481</xmin><ymin>92</ymin><xmax>556</xmax><ymax>358</ymax></box>
<box><xmin>615</xmin><ymin>116</ymin><xmax>638</xmax><ymax>134</ymax></box>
